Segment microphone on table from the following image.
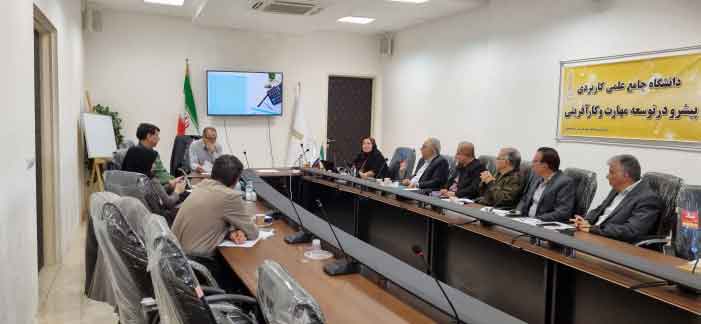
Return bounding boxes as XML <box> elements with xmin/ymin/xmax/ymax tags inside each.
<box><xmin>284</xmin><ymin>168</ymin><xmax>313</xmax><ymax>244</ymax></box>
<box><xmin>411</xmin><ymin>245</ymin><xmax>461</xmax><ymax>324</ymax></box>
<box><xmin>242</xmin><ymin>150</ymin><xmax>251</xmax><ymax>169</ymax></box>
<box><xmin>316</xmin><ymin>199</ymin><xmax>359</xmax><ymax>276</ymax></box>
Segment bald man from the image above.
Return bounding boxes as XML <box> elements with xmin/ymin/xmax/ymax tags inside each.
<box><xmin>440</xmin><ymin>141</ymin><xmax>486</xmax><ymax>199</ymax></box>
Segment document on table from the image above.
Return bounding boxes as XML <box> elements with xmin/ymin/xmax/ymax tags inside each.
<box><xmin>256</xmin><ymin>169</ymin><xmax>280</xmax><ymax>173</ymax></box>
<box><xmin>218</xmin><ymin>229</ymin><xmax>275</xmax><ymax>248</ymax></box>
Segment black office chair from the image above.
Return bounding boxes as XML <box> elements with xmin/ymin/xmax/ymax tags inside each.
<box><xmin>170</xmin><ymin>135</ymin><xmax>201</xmax><ymax>177</ymax></box>
<box><xmin>257</xmin><ymin>260</ymin><xmax>325</xmax><ymax>324</ymax></box>
<box><xmin>674</xmin><ymin>185</ymin><xmax>701</xmax><ymax>261</ymax></box>
<box><xmin>442</xmin><ymin>154</ymin><xmax>456</xmax><ymax>180</ymax></box>
<box><xmin>563</xmin><ymin>167</ymin><xmax>598</xmax><ymax>216</ymax></box>
<box><xmin>146</xmin><ymin>223</ymin><xmax>257</xmax><ymax>324</ymax></box>
<box><xmin>387</xmin><ymin>147</ymin><xmax>416</xmax><ymax>181</ymax></box>
<box><xmin>635</xmin><ymin>172</ymin><xmax>683</xmax><ymax>251</ymax></box>
<box><xmin>477</xmin><ymin>155</ymin><xmax>497</xmax><ymax>175</ymax></box>
<box><xmin>86</xmin><ymin>192</ymin><xmax>119</xmax><ymax>305</ymax></box>
<box><xmin>104</xmin><ymin>170</ymin><xmax>173</xmax><ymax>224</ymax></box>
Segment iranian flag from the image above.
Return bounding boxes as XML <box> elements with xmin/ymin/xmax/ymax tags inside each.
<box><xmin>178</xmin><ymin>60</ymin><xmax>200</xmax><ymax>136</ymax></box>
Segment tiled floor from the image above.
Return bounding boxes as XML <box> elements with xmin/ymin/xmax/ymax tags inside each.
<box><xmin>37</xmin><ymin>224</ymin><xmax>117</xmax><ymax>324</ymax></box>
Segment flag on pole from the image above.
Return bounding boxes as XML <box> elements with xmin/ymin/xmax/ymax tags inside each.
<box><xmin>286</xmin><ymin>82</ymin><xmax>318</xmax><ymax>166</ymax></box>
<box><xmin>180</xmin><ymin>59</ymin><xmax>200</xmax><ymax>135</ymax></box>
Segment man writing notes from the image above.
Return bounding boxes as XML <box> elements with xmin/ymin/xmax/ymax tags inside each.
<box><xmin>475</xmin><ymin>147</ymin><xmax>523</xmax><ymax>209</ymax></box>
<box><xmin>572</xmin><ymin>155</ymin><xmax>663</xmax><ymax>243</ymax></box>
<box><xmin>440</xmin><ymin>142</ymin><xmax>485</xmax><ymax>199</ymax></box>
<box><xmin>402</xmin><ymin>137</ymin><xmax>449</xmax><ymax>191</ymax></box>
<box><xmin>519</xmin><ymin>147</ymin><xmax>575</xmax><ymax>222</ymax></box>
<box><xmin>190</xmin><ymin>126</ymin><xmax>223</xmax><ymax>173</ymax></box>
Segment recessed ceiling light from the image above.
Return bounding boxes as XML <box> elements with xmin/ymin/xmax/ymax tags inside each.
<box><xmin>338</xmin><ymin>16</ymin><xmax>375</xmax><ymax>24</ymax></box>
<box><xmin>389</xmin><ymin>0</ymin><xmax>430</xmax><ymax>3</ymax></box>
<box><xmin>144</xmin><ymin>0</ymin><xmax>184</xmax><ymax>6</ymax></box>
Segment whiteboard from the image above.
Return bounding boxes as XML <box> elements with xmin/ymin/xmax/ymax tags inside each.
<box><xmin>82</xmin><ymin>113</ymin><xmax>117</xmax><ymax>159</ymax></box>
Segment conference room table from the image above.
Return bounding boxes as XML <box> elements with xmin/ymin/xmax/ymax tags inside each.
<box><xmin>202</xmin><ymin>168</ymin><xmax>701</xmax><ymax>323</ymax></box>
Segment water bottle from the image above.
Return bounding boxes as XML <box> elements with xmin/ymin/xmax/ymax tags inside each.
<box><xmin>245</xmin><ymin>182</ymin><xmax>253</xmax><ymax>201</ymax></box>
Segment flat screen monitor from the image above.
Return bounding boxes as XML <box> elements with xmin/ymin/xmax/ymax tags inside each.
<box><xmin>207</xmin><ymin>70</ymin><xmax>283</xmax><ymax>116</ymax></box>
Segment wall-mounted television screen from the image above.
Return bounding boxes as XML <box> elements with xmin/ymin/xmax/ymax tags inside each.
<box><xmin>207</xmin><ymin>70</ymin><xmax>283</xmax><ymax>116</ymax></box>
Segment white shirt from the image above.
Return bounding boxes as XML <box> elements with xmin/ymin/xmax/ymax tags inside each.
<box><xmin>528</xmin><ymin>173</ymin><xmax>555</xmax><ymax>217</ymax></box>
<box><xmin>410</xmin><ymin>156</ymin><xmax>435</xmax><ymax>185</ymax></box>
<box><xmin>595</xmin><ymin>180</ymin><xmax>641</xmax><ymax>226</ymax></box>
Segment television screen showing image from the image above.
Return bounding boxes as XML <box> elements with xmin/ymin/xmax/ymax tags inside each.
<box><xmin>207</xmin><ymin>70</ymin><xmax>283</xmax><ymax>116</ymax></box>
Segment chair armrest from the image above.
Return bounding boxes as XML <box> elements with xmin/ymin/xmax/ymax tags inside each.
<box><xmin>186</xmin><ymin>258</ymin><xmax>219</xmax><ymax>288</ymax></box>
<box><xmin>635</xmin><ymin>236</ymin><xmax>670</xmax><ymax>251</ymax></box>
<box><xmin>204</xmin><ymin>294</ymin><xmax>258</xmax><ymax>305</ymax></box>
<box><xmin>201</xmin><ymin>286</ymin><xmax>226</xmax><ymax>296</ymax></box>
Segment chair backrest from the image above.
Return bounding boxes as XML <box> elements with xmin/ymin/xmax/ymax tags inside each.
<box><xmin>563</xmin><ymin>167</ymin><xmax>598</xmax><ymax>216</ymax></box>
<box><xmin>388</xmin><ymin>147</ymin><xmax>416</xmax><ymax>180</ymax></box>
<box><xmin>170</xmin><ymin>135</ymin><xmax>201</xmax><ymax>177</ymax></box>
<box><xmin>674</xmin><ymin>185</ymin><xmax>701</xmax><ymax>260</ymax></box>
<box><xmin>257</xmin><ymin>260</ymin><xmax>325</xmax><ymax>324</ymax></box>
<box><xmin>145</xmin><ymin>217</ymin><xmax>215</xmax><ymax>324</ymax></box>
<box><xmin>642</xmin><ymin>172</ymin><xmax>683</xmax><ymax>236</ymax></box>
<box><xmin>105</xmin><ymin>170</ymin><xmax>165</xmax><ymax>216</ymax></box>
<box><xmin>86</xmin><ymin>192</ymin><xmax>120</xmax><ymax>300</ymax></box>
<box><xmin>94</xmin><ymin>196</ymin><xmax>153</xmax><ymax>324</ymax></box>
<box><xmin>442</xmin><ymin>154</ymin><xmax>456</xmax><ymax>179</ymax></box>
<box><xmin>109</xmin><ymin>140</ymin><xmax>136</xmax><ymax>171</ymax></box>
<box><xmin>477</xmin><ymin>155</ymin><xmax>497</xmax><ymax>175</ymax></box>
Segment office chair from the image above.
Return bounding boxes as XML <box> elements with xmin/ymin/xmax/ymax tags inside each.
<box><xmin>104</xmin><ymin>170</ymin><xmax>172</xmax><ymax>224</ymax></box>
<box><xmin>442</xmin><ymin>154</ymin><xmax>456</xmax><ymax>180</ymax></box>
<box><xmin>387</xmin><ymin>147</ymin><xmax>416</xmax><ymax>181</ymax></box>
<box><xmin>86</xmin><ymin>192</ymin><xmax>119</xmax><ymax>305</ymax></box>
<box><xmin>170</xmin><ymin>135</ymin><xmax>201</xmax><ymax>177</ymax></box>
<box><xmin>563</xmin><ymin>167</ymin><xmax>598</xmax><ymax>216</ymax></box>
<box><xmin>477</xmin><ymin>155</ymin><xmax>497</xmax><ymax>175</ymax></box>
<box><xmin>635</xmin><ymin>172</ymin><xmax>683</xmax><ymax>251</ymax></box>
<box><xmin>257</xmin><ymin>260</ymin><xmax>325</xmax><ymax>324</ymax></box>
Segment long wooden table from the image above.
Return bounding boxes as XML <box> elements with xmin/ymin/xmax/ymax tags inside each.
<box><xmin>300</xmin><ymin>174</ymin><xmax>701</xmax><ymax>324</ymax></box>
<box><xmin>218</xmin><ymin>202</ymin><xmax>435</xmax><ymax>323</ymax></box>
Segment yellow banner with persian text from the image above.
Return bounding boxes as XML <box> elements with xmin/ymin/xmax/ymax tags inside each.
<box><xmin>558</xmin><ymin>51</ymin><xmax>701</xmax><ymax>143</ymax></box>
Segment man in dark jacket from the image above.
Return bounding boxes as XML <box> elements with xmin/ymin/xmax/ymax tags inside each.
<box><xmin>402</xmin><ymin>137</ymin><xmax>449</xmax><ymax>191</ymax></box>
<box><xmin>519</xmin><ymin>147</ymin><xmax>575</xmax><ymax>222</ymax></box>
<box><xmin>476</xmin><ymin>147</ymin><xmax>523</xmax><ymax>208</ymax></box>
<box><xmin>440</xmin><ymin>142</ymin><xmax>485</xmax><ymax>199</ymax></box>
<box><xmin>573</xmin><ymin>154</ymin><xmax>663</xmax><ymax>243</ymax></box>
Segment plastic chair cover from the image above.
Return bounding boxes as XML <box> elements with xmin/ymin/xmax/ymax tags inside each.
<box><xmin>104</xmin><ymin>170</ymin><xmax>166</xmax><ymax>217</ymax></box>
<box><xmin>86</xmin><ymin>192</ymin><xmax>120</xmax><ymax>304</ymax></box>
<box><xmin>563</xmin><ymin>167</ymin><xmax>597</xmax><ymax>216</ymax></box>
<box><xmin>257</xmin><ymin>260</ymin><xmax>325</xmax><ymax>324</ymax></box>
<box><xmin>675</xmin><ymin>185</ymin><xmax>701</xmax><ymax>261</ymax></box>
<box><xmin>93</xmin><ymin>196</ymin><xmax>153</xmax><ymax>324</ymax></box>
<box><xmin>642</xmin><ymin>172</ymin><xmax>683</xmax><ymax>236</ymax></box>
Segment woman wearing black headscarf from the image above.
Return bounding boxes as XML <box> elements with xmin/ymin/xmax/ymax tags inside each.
<box><xmin>121</xmin><ymin>145</ymin><xmax>184</xmax><ymax>219</ymax></box>
<box><xmin>352</xmin><ymin>137</ymin><xmax>388</xmax><ymax>179</ymax></box>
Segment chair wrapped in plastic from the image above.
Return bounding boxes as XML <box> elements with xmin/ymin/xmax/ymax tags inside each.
<box><xmin>257</xmin><ymin>260</ymin><xmax>325</xmax><ymax>324</ymax></box>
<box><xmin>636</xmin><ymin>172</ymin><xmax>683</xmax><ymax>251</ymax></box>
<box><xmin>674</xmin><ymin>185</ymin><xmax>701</xmax><ymax>261</ymax></box>
<box><xmin>387</xmin><ymin>147</ymin><xmax>416</xmax><ymax>181</ymax></box>
<box><xmin>104</xmin><ymin>170</ymin><xmax>167</xmax><ymax>222</ymax></box>
<box><xmin>563</xmin><ymin>167</ymin><xmax>597</xmax><ymax>216</ymax></box>
<box><xmin>86</xmin><ymin>192</ymin><xmax>119</xmax><ymax>305</ymax></box>
<box><xmin>145</xmin><ymin>216</ymin><xmax>256</xmax><ymax>324</ymax></box>
<box><xmin>93</xmin><ymin>196</ymin><xmax>154</xmax><ymax>324</ymax></box>
<box><xmin>477</xmin><ymin>155</ymin><xmax>497</xmax><ymax>175</ymax></box>
<box><xmin>109</xmin><ymin>140</ymin><xmax>136</xmax><ymax>170</ymax></box>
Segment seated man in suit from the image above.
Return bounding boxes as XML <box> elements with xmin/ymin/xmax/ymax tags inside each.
<box><xmin>189</xmin><ymin>126</ymin><xmax>223</xmax><ymax>173</ymax></box>
<box><xmin>572</xmin><ymin>155</ymin><xmax>663</xmax><ymax>243</ymax></box>
<box><xmin>476</xmin><ymin>147</ymin><xmax>523</xmax><ymax>209</ymax></box>
<box><xmin>401</xmin><ymin>137</ymin><xmax>449</xmax><ymax>191</ymax></box>
<box><xmin>440</xmin><ymin>142</ymin><xmax>485</xmax><ymax>199</ymax></box>
<box><xmin>519</xmin><ymin>147</ymin><xmax>575</xmax><ymax>222</ymax></box>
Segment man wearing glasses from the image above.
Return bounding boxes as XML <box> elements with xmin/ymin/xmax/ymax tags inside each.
<box><xmin>402</xmin><ymin>137</ymin><xmax>449</xmax><ymax>191</ymax></box>
<box><xmin>190</xmin><ymin>127</ymin><xmax>223</xmax><ymax>173</ymax></box>
<box><xmin>519</xmin><ymin>147</ymin><xmax>575</xmax><ymax>222</ymax></box>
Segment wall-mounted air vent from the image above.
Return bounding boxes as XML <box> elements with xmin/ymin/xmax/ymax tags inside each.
<box><xmin>249</xmin><ymin>0</ymin><xmax>323</xmax><ymax>16</ymax></box>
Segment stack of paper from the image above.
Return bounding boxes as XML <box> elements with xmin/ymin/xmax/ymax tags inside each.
<box><xmin>218</xmin><ymin>229</ymin><xmax>275</xmax><ymax>248</ymax></box>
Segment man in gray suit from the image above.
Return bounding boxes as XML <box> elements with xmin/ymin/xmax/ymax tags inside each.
<box><xmin>520</xmin><ymin>147</ymin><xmax>575</xmax><ymax>222</ymax></box>
<box><xmin>572</xmin><ymin>155</ymin><xmax>663</xmax><ymax>243</ymax></box>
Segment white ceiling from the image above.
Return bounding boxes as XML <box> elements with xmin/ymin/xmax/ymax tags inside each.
<box><xmin>89</xmin><ymin>0</ymin><xmax>486</xmax><ymax>34</ymax></box>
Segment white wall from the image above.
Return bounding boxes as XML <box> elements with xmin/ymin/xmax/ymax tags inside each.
<box><xmin>383</xmin><ymin>0</ymin><xmax>701</xmax><ymax>206</ymax></box>
<box><xmin>0</xmin><ymin>1</ymin><xmax>38</xmax><ymax>323</ymax></box>
<box><xmin>85</xmin><ymin>10</ymin><xmax>383</xmax><ymax>169</ymax></box>
<box><xmin>0</xmin><ymin>0</ymin><xmax>84</xmax><ymax>323</ymax></box>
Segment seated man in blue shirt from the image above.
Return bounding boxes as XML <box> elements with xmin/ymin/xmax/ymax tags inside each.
<box><xmin>189</xmin><ymin>126</ymin><xmax>223</xmax><ymax>173</ymax></box>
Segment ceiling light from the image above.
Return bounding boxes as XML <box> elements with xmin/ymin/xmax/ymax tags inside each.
<box><xmin>144</xmin><ymin>0</ymin><xmax>185</xmax><ymax>6</ymax></box>
<box><xmin>389</xmin><ymin>0</ymin><xmax>430</xmax><ymax>3</ymax></box>
<box><xmin>338</xmin><ymin>16</ymin><xmax>375</xmax><ymax>24</ymax></box>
